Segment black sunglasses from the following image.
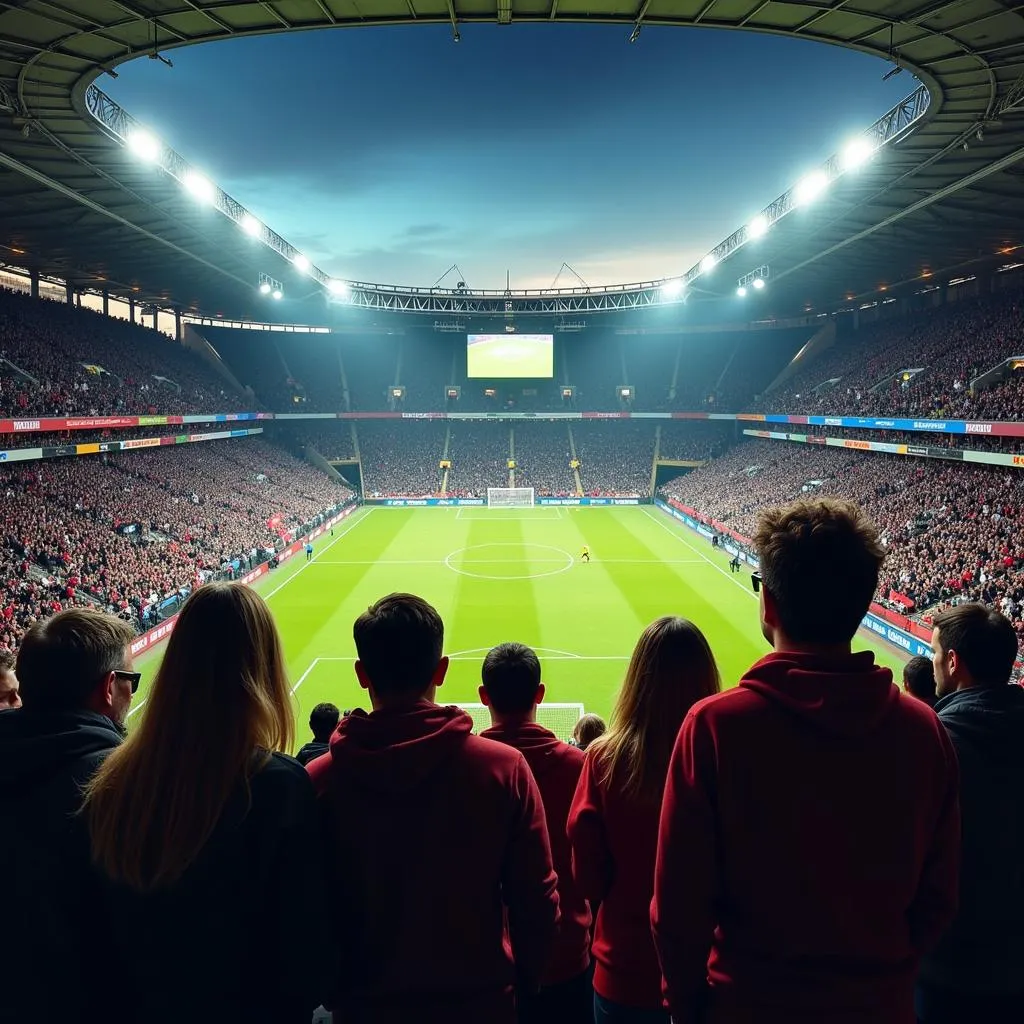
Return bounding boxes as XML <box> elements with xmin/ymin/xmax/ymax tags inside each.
<box><xmin>751</xmin><ymin>571</ymin><xmax>762</xmax><ymax>594</ymax></box>
<box><xmin>114</xmin><ymin>670</ymin><xmax>141</xmax><ymax>694</ymax></box>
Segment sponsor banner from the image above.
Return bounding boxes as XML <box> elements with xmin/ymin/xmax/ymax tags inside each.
<box><xmin>862</xmin><ymin>612</ymin><xmax>932</xmax><ymax>658</ymax></box>
<box><xmin>136</xmin><ymin>416</ymin><xmax>168</xmax><ymax>426</ymax></box>
<box><xmin>581</xmin><ymin>412</ymin><xmax>629</xmax><ymax>419</ymax></box>
<box><xmin>63</xmin><ymin>416</ymin><xmax>136</xmax><ymax>429</ymax></box>
<box><xmin>274</xmin><ymin>413</ymin><xmax>337</xmax><ymax>420</ymax></box>
<box><xmin>13</xmin><ymin>420</ymin><xmax>41</xmax><ymax>431</ymax></box>
<box><xmin>42</xmin><ymin>445</ymin><xmax>75</xmax><ymax>458</ymax></box>
<box><xmin>538</xmin><ymin>497</ymin><xmax>644</xmax><ymax>506</ymax></box>
<box><xmin>963</xmin><ymin>451</ymin><xmax>1024</xmax><ymax>468</ymax></box>
<box><xmin>239</xmin><ymin>563</ymin><xmax>269</xmax><ymax>586</ymax></box>
<box><xmin>0</xmin><ymin>447</ymin><xmax>43</xmax><ymax>462</ymax></box>
<box><xmin>806</xmin><ymin>435</ymin><xmax>826</xmax><ymax>445</ymax></box>
<box><xmin>907</xmin><ymin>445</ymin><xmax>928</xmax><ymax>456</ymax></box>
<box><xmin>929</xmin><ymin>446</ymin><xmax>964</xmax><ymax>461</ymax></box>
<box><xmin>131</xmin><ymin>618</ymin><xmax>176</xmax><ymax>657</ymax></box>
<box><xmin>76</xmin><ymin>443</ymin><xmax>100</xmax><ymax>455</ymax></box>
<box><xmin>843</xmin><ymin>439</ymin><xmax>872</xmax><ymax>450</ymax></box>
<box><xmin>122</xmin><ymin>437</ymin><xmax>161</xmax><ymax>450</ymax></box>
<box><xmin>366</xmin><ymin>497</ymin><xmax>482</xmax><ymax>507</ymax></box>
<box><xmin>401</xmin><ymin>412</ymin><xmax>445</xmax><ymax>420</ymax></box>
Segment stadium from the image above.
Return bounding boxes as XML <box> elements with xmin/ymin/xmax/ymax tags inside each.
<box><xmin>3</xmin><ymin>2</ymin><xmax>1024</xmax><ymax>1021</ymax></box>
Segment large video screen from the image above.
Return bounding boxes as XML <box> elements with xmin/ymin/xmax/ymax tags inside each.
<box><xmin>467</xmin><ymin>333</ymin><xmax>554</xmax><ymax>379</ymax></box>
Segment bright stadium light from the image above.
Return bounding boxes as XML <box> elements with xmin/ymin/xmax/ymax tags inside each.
<box><xmin>183</xmin><ymin>171</ymin><xmax>216</xmax><ymax>204</ymax></box>
<box><xmin>842</xmin><ymin>136</ymin><xmax>876</xmax><ymax>171</ymax></box>
<box><xmin>272</xmin><ymin>288</ymin><xmax>283</xmax><ymax>300</ymax></box>
<box><xmin>752</xmin><ymin>277</ymin><xmax>766</xmax><ymax>290</ymax></box>
<box><xmin>127</xmin><ymin>129</ymin><xmax>161</xmax><ymax>162</ymax></box>
<box><xmin>259</xmin><ymin>281</ymin><xmax>271</xmax><ymax>295</ymax></box>
<box><xmin>293</xmin><ymin>253</ymin><xmax>310</xmax><ymax>273</ymax></box>
<box><xmin>241</xmin><ymin>213</ymin><xmax>261</xmax><ymax>237</ymax></box>
<box><xmin>747</xmin><ymin>215</ymin><xmax>769</xmax><ymax>240</ymax></box>
<box><xmin>700</xmin><ymin>254</ymin><xmax>717</xmax><ymax>275</ymax></box>
<box><xmin>327</xmin><ymin>279</ymin><xmax>349</xmax><ymax>297</ymax></box>
<box><xmin>737</xmin><ymin>285</ymin><xmax>748</xmax><ymax>297</ymax></box>
<box><xmin>795</xmin><ymin>170</ymin><xmax>829</xmax><ymax>206</ymax></box>
<box><xmin>660</xmin><ymin>278</ymin><xmax>684</xmax><ymax>300</ymax></box>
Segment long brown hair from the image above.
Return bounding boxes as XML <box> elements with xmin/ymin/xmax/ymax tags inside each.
<box><xmin>83</xmin><ymin>582</ymin><xmax>295</xmax><ymax>891</ymax></box>
<box><xmin>591</xmin><ymin>616</ymin><xmax>720</xmax><ymax>803</ymax></box>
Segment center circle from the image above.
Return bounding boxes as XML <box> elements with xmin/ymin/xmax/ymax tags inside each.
<box><xmin>444</xmin><ymin>542</ymin><xmax>575</xmax><ymax>581</ymax></box>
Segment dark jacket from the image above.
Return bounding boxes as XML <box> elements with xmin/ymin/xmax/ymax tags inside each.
<box><xmin>308</xmin><ymin>701</ymin><xmax>559</xmax><ymax>1024</ymax></box>
<box><xmin>920</xmin><ymin>684</ymin><xmax>1024</xmax><ymax>995</ymax></box>
<box><xmin>98</xmin><ymin>752</ymin><xmax>331</xmax><ymax>1024</ymax></box>
<box><xmin>652</xmin><ymin>650</ymin><xmax>960</xmax><ymax>1024</ymax></box>
<box><xmin>0</xmin><ymin>707</ymin><xmax>124</xmax><ymax>1021</ymax></box>
<box><xmin>295</xmin><ymin>739</ymin><xmax>330</xmax><ymax>766</ymax></box>
<box><xmin>480</xmin><ymin>721</ymin><xmax>591</xmax><ymax>985</ymax></box>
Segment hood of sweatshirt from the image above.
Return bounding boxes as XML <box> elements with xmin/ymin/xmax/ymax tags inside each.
<box><xmin>739</xmin><ymin>650</ymin><xmax>898</xmax><ymax>738</ymax></box>
<box><xmin>479</xmin><ymin>721</ymin><xmax>568</xmax><ymax>781</ymax></box>
<box><xmin>0</xmin><ymin>708</ymin><xmax>124</xmax><ymax>795</ymax></box>
<box><xmin>328</xmin><ymin>700</ymin><xmax>473</xmax><ymax>795</ymax></box>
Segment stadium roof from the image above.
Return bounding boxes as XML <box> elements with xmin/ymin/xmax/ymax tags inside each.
<box><xmin>1</xmin><ymin>1</ymin><xmax>1024</xmax><ymax>321</ymax></box>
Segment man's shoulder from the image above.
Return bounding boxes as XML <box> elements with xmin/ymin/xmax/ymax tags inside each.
<box><xmin>462</xmin><ymin>732</ymin><xmax>529</xmax><ymax>771</ymax></box>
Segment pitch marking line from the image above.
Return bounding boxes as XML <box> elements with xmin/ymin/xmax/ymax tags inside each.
<box><xmin>641</xmin><ymin>506</ymin><xmax>755</xmax><ymax>599</ymax></box>
<box><xmin>312</xmin><ymin>558</ymin><xmax>704</xmax><ymax>565</ymax></box>
<box><xmin>128</xmin><ymin>508</ymin><xmax>375</xmax><ymax>718</ymax></box>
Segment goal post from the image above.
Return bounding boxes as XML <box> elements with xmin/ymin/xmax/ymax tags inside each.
<box><xmin>455</xmin><ymin>702</ymin><xmax>586</xmax><ymax>743</ymax></box>
<box><xmin>487</xmin><ymin>487</ymin><xmax>535</xmax><ymax>508</ymax></box>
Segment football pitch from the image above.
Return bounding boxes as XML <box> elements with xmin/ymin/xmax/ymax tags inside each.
<box><xmin>131</xmin><ymin>505</ymin><xmax>908</xmax><ymax>747</ymax></box>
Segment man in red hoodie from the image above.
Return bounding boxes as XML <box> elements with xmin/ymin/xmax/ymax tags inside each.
<box><xmin>478</xmin><ymin>642</ymin><xmax>593</xmax><ymax>1024</ymax></box>
<box><xmin>652</xmin><ymin>498</ymin><xmax>960</xmax><ymax>1024</ymax></box>
<box><xmin>307</xmin><ymin>593</ymin><xmax>560</xmax><ymax>1024</ymax></box>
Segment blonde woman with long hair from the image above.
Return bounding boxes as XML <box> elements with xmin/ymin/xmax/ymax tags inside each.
<box><xmin>568</xmin><ymin>616</ymin><xmax>720</xmax><ymax>1024</ymax></box>
<box><xmin>83</xmin><ymin>582</ymin><xmax>329</xmax><ymax>1024</ymax></box>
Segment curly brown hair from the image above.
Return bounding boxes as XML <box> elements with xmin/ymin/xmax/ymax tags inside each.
<box><xmin>753</xmin><ymin>498</ymin><xmax>885</xmax><ymax>645</ymax></box>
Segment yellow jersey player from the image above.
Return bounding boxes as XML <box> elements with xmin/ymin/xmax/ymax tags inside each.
<box><xmin>581</xmin><ymin>546</ymin><xmax>590</xmax><ymax>563</ymax></box>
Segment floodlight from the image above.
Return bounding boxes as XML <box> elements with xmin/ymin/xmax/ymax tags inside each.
<box><xmin>183</xmin><ymin>171</ymin><xmax>215</xmax><ymax>204</ymax></box>
<box><xmin>241</xmin><ymin>214</ymin><xmax>261</xmax><ymax>237</ymax></box>
<box><xmin>752</xmin><ymin>277</ymin><xmax>765</xmax><ymax>290</ymax></box>
<box><xmin>747</xmin><ymin>215</ymin><xmax>769</xmax><ymax>240</ymax></box>
<box><xmin>259</xmin><ymin>281</ymin><xmax>271</xmax><ymax>295</ymax></box>
<box><xmin>842</xmin><ymin>137</ymin><xmax>876</xmax><ymax>171</ymax></box>
<box><xmin>737</xmin><ymin>286</ymin><xmax>747</xmax><ymax>297</ymax></box>
<box><xmin>795</xmin><ymin>170</ymin><xmax>829</xmax><ymax>206</ymax></box>
<box><xmin>127</xmin><ymin>129</ymin><xmax>161</xmax><ymax>162</ymax></box>
<box><xmin>293</xmin><ymin>253</ymin><xmax>310</xmax><ymax>273</ymax></box>
<box><xmin>660</xmin><ymin>279</ymin><xmax>684</xmax><ymax>300</ymax></box>
<box><xmin>327</xmin><ymin>279</ymin><xmax>349</xmax><ymax>297</ymax></box>
<box><xmin>700</xmin><ymin>254</ymin><xmax>717</xmax><ymax>274</ymax></box>
<box><xmin>272</xmin><ymin>288</ymin><xmax>283</xmax><ymax>300</ymax></box>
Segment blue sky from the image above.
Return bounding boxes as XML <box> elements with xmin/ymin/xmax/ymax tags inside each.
<box><xmin>108</xmin><ymin>24</ymin><xmax>914</xmax><ymax>290</ymax></box>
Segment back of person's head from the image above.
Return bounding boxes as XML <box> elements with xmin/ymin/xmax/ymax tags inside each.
<box><xmin>903</xmin><ymin>655</ymin><xmax>937</xmax><ymax>707</ymax></box>
<box><xmin>571</xmin><ymin>712</ymin><xmax>606</xmax><ymax>751</ymax></box>
<box><xmin>0</xmin><ymin>650</ymin><xmax>20</xmax><ymax>710</ymax></box>
<box><xmin>84</xmin><ymin>583</ymin><xmax>294</xmax><ymax>891</ymax></box>
<box><xmin>933</xmin><ymin>603</ymin><xmax>1019</xmax><ymax>694</ymax></box>
<box><xmin>16</xmin><ymin>609</ymin><xmax>136</xmax><ymax>719</ymax></box>
<box><xmin>480</xmin><ymin>642</ymin><xmax>541</xmax><ymax>715</ymax></box>
<box><xmin>309</xmin><ymin>702</ymin><xmax>340</xmax><ymax>743</ymax></box>
<box><xmin>353</xmin><ymin>593</ymin><xmax>445</xmax><ymax>701</ymax></box>
<box><xmin>754</xmin><ymin>498</ymin><xmax>885</xmax><ymax>647</ymax></box>
<box><xmin>593</xmin><ymin>616</ymin><xmax>720</xmax><ymax>803</ymax></box>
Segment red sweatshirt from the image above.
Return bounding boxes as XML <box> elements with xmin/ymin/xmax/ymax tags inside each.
<box><xmin>567</xmin><ymin>746</ymin><xmax>665</xmax><ymax>1009</ymax></box>
<box><xmin>652</xmin><ymin>650</ymin><xmax>960</xmax><ymax>1024</ymax></box>
<box><xmin>307</xmin><ymin>701</ymin><xmax>559</xmax><ymax>1024</ymax></box>
<box><xmin>480</xmin><ymin>721</ymin><xmax>592</xmax><ymax>985</ymax></box>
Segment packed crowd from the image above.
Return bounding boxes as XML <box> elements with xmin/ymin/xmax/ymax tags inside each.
<box><xmin>4</xmin><ymin>500</ymin><xmax>1021</xmax><ymax>1024</ymax></box>
<box><xmin>575</xmin><ymin>422</ymin><xmax>655</xmax><ymax>497</ymax></box>
<box><xmin>658</xmin><ymin>421</ymin><xmax>735</xmax><ymax>462</ymax></box>
<box><xmin>359</xmin><ymin>421</ymin><xmax>447</xmax><ymax>497</ymax></box>
<box><xmin>446</xmin><ymin>423</ymin><xmax>512</xmax><ymax>497</ymax></box>
<box><xmin>0</xmin><ymin>439</ymin><xmax>352</xmax><ymax>652</ymax></box>
<box><xmin>662</xmin><ymin>439</ymin><xmax>1024</xmax><ymax>637</ymax></box>
<box><xmin>763</xmin><ymin>287</ymin><xmax>1024</xmax><ymax>419</ymax></box>
<box><xmin>0</xmin><ymin>289</ymin><xmax>239</xmax><ymax>417</ymax></box>
<box><xmin>513</xmin><ymin>422</ymin><xmax>577</xmax><ymax>496</ymax></box>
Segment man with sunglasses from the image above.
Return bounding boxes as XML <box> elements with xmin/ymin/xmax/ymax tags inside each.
<box><xmin>653</xmin><ymin>498</ymin><xmax>960</xmax><ymax>1024</ymax></box>
<box><xmin>0</xmin><ymin>608</ymin><xmax>138</xmax><ymax>1022</ymax></box>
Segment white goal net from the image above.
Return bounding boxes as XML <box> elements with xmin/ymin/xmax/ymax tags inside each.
<box><xmin>487</xmin><ymin>487</ymin><xmax>535</xmax><ymax>508</ymax></box>
<box><xmin>456</xmin><ymin>702</ymin><xmax>586</xmax><ymax>743</ymax></box>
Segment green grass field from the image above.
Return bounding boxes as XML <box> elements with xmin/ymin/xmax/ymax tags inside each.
<box><xmin>130</xmin><ymin>505</ymin><xmax>908</xmax><ymax>748</ymax></box>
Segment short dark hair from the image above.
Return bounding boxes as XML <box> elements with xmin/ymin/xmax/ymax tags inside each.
<box><xmin>934</xmin><ymin>603</ymin><xmax>1018</xmax><ymax>688</ymax></box>
<box><xmin>309</xmin><ymin>702</ymin><xmax>340</xmax><ymax>742</ymax></box>
<box><xmin>353</xmin><ymin>593</ymin><xmax>444</xmax><ymax>698</ymax></box>
<box><xmin>903</xmin><ymin>656</ymin><xmax>936</xmax><ymax>706</ymax></box>
<box><xmin>481</xmin><ymin>643</ymin><xmax>542</xmax><ymax>714</ymax></box>
<box><xmin>16</xmin><ymin>609</ymin><xmax>136</xmax><ymax>713</ymax></box>
<box><xmin>754</xmin><ymin>498</ymin><xmax>885</xmax><ymax>645</ymax></box>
